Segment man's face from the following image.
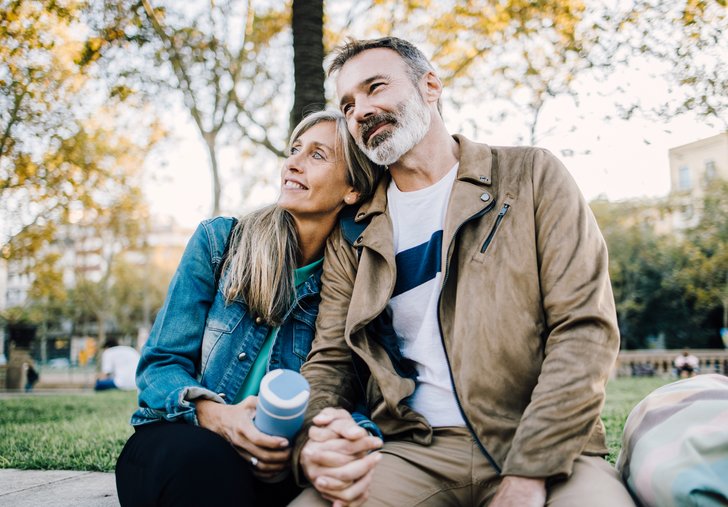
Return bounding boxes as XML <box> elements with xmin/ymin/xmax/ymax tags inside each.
<box><xmin>336</xmin><ymin>48</ymin><xmax>431</xmax><ymax>165</ymax></box>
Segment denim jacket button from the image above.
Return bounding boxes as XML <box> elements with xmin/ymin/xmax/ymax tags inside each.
<box><xmin>238</xmin><ymin>352</ymin><xmax>247</xmax><ymax>361</ymax></box>
<box><xmin>255</xmin><ymin>316</ymin><xmax>263</xmax><ymax>325</ymax></box>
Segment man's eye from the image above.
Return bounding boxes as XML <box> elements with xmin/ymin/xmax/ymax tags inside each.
<box><xmin>342</xmin><ymin>104</ymin><xmax>353</xmax><ymax>115</ymax></box>
<box><xmin>370</xmin><ymin>82</ymin><xmax>384</xmax><ymax>92</ymax></box>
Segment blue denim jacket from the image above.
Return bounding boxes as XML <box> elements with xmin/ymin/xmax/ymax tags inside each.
<box><xmin>131</xmin><ymin>217</ymin><xmax>321</xmax><ymax>426</ymax></box>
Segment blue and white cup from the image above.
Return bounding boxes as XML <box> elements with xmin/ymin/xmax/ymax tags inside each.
<box><xmin>254</xmin><ymin>369</ymin><xmax>310</xmax><ymax>441</ymax></box>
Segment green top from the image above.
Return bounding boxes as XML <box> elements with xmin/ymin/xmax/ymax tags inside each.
<box><xmin>234</xmin><ymin>257</ymin><xmax>323</xmax><ymax>403</ymax></box>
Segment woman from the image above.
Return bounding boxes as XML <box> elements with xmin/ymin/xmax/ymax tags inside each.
<box><xmin>115</xmin><ymin>110</ymin><xmax>380</xmax><ymax>507</ymax></box>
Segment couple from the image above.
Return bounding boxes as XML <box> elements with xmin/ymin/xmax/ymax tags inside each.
<box><xmin>116</xmin><ymin>37</ymin><xmax>634</xmax><ymax>507</ymax></box>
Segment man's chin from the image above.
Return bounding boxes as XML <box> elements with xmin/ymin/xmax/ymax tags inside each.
<box><xmin>365</xmin><ymin>146</ymin><xmax>402</xmax><ymax>166</ymax></box>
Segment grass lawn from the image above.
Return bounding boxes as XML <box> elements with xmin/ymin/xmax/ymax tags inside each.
<box><xmin>603</xmin><ymin>376</ymin><xmax>674</xmax><ymax>463</ymax></box>
<box><xmin>0</xmin><ymin>376</ymin><xmax>675</xmax><ymax>472</ymax></box>
<box><xmin>0</xmin><ymin>390</ymin><xmax>137</xmax><ymax>472</ymax></box>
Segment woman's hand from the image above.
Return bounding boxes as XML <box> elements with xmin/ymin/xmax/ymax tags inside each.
<box><xmin>196</xmin><ymin>396</ymin><xmax>291</xmax><ymax>480</ymax></box>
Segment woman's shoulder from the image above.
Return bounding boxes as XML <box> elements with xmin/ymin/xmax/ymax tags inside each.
<box><xmin>187</xmin><ymin>216</ymin><xmax>237</xmax><ymax>258</ymax></box>
<box><xmin>199</xmin><ymin>216</ymin><xmax>237</xmax><ymax>232</ymax></box>
<box><xmin>197</xmin><ymin>216</ymin><xmax>237</xmax><ymax>239</ymax></box>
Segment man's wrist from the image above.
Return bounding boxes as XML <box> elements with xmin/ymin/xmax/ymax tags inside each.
<box><xmin>500</xmin><ymin>475</ymin><xmax>547</xmax><ymax>493</ymax></box>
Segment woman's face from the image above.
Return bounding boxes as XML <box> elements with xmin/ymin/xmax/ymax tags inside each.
<box><xmin>278</xmin><ymin>121</ymin><xmax>359</xmax><ymax>219</ymax></box>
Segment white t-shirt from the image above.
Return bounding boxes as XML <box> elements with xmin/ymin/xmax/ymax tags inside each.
<box><xmin>101</xmin><ymin>346</ymin><xmax>140</xmax><ymax>390</ymax></box>
<box><xmin>386</xmin><ymin>164</ymin><xmax>465</xmax><ymax>427</ymax></box>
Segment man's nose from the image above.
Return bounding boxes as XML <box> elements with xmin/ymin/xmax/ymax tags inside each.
<box><xmin>352</xmin><ymin>96</ymin><xmax>377</xmax><ymax>123</ymax></box>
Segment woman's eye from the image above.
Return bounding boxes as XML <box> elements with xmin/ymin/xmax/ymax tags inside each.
<box><xmin>290</xmin><ymin>146</ymin><xmax>300</xmax><ymax>155</ymax></box>
<box><xmin>312</xmin><ymin>151</ymin><xmax>325</xmax><ymax>160</ymax></box>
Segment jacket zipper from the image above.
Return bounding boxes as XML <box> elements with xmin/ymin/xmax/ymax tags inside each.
<box><xmin>480</xmin><ymin>203</ymin><xmax>510</xmax><ymax>253</ymax></box>
<box><xmin>437</xmin><ymin>201</ymin><xmax>503</xmax><ymax>474</ymax></box>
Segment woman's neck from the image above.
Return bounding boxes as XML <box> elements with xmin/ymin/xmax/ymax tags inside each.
<box><xmin>294</xmin><ymin>214</ymin><xmax>337</xmax><ymax>266</ymax></box>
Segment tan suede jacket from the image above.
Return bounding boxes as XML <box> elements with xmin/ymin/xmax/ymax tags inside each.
<box><xmin>294</xmin><ymin>135</ymin><xmax>619</xmax><ymax>481</ymax></box>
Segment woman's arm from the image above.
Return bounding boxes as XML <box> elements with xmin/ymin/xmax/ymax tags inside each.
<box><xmin>135</xmin><ymin>218</ymin><xmax>232</xmax><ymax>425</ymax></box>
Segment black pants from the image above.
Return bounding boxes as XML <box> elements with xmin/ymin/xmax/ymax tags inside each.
<box><xmin>115</xmin><ymin>422</ymin><xmax>300</xmax><ymax>507</ymax></box>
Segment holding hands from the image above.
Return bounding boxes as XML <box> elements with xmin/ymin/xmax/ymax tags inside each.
<box><xmin>301</xmin><ymin>408</ymin><xmax>383</xmax><ymax>507</ymax></box>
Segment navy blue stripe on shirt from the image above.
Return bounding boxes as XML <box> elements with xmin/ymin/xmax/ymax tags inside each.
<box><xmin>392</xmin><ymin>230</ymin><xmax>443</xmax><ymax>298</ymax></box>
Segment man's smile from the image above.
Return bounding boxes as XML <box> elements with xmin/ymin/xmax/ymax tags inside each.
<box><xmin>360</xmin><ymin>113</ymin><xmax>398</xmax><ymax>145</ymax></box>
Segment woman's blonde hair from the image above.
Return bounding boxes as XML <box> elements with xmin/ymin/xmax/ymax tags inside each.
<box><xmin>222</xmin><ymin>110</ymin><xmax>380</xmax><ymax>326</ymax></box>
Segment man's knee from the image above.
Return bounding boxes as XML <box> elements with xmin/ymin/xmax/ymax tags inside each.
<box><xmin>289</xmin><ymin>486</ymin><xmax>330</xmax><ymax>507</ymax></box>
<box><xmin>547</xmin><ymin>456</ymin><xmax>635</xmax><ymax>507</ymax></box>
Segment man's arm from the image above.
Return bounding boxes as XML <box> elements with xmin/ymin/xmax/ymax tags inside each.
<box><xmin>501</xmin><ymin>148</ymin><xmax>620</xmax><ymax>480</ymax></box>
<box><xmin>292</xmin><ymin>229</ymin><xmax>365</xmax><ymax>484</ymax></box>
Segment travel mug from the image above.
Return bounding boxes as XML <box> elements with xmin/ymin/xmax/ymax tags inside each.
<box><xmin>254</xmin><ymin>368</ymin><xmax>310</xmax><ymax>440</ymax></box>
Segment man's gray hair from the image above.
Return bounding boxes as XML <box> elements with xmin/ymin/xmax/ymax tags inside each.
<box><xmin>328</xmin><ymin>37</ymin><xmax>441</xmax><ymax>114</ymax></box>
<box><xmin>328</xmin><ymin>37</ymin><xmax>435</xmax><ymax>83</ymax></box>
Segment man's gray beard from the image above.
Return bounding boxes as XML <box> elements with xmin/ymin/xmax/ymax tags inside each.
<box><xmin>359</xmin><ymin>93</ymin><xmax>431</xmax><ymax>166</ymax></box>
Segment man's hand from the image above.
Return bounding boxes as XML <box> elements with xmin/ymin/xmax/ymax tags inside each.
<box><xmin>196</xmin><ymin>396</ymin><xmax>291</xmax><ymax>481</ymax></box>
<box><xmin>490</xmin><ymin>476</ymin><xmax>546</xmax><ymax>507</ymax></box>
<box><xmin>300</xmin><ymin>408</ymin><xmax>383</xmax><ymax>507</ymax></box>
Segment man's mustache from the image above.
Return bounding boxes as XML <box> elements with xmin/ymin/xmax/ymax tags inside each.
<box><xmin>359</xmin><ymin>113</ymin><xmax>398</xmax><ymax>144</ymax></box>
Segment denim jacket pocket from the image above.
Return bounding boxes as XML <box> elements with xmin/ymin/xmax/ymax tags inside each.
<box><xmin>290</xmin><ymin>301</ymin><xmax>318</xmax><ymax>362</ymax></box>
<box><xmin>292</xmin><ymin>321</ymin><xmax>316</xmax><ymax>362</ymax></box>
<box><xmin>200</xmin><ymin>300</ymin><xmax>246</xmax><ymax>374</ymax></box>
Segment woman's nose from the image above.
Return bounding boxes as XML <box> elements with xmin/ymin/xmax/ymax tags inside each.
<box><xmin>284</xmin><ymin>154</ymin><xmax>303</xmax><ymax>173</ymax></box>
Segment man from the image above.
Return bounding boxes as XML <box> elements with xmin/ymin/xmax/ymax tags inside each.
<box><xmin>292</xmin><ymin>37</ymin><xmax>634</xmax><ymax>506</ymax></box>
<box><xmin>94</xmin><ymin>339</ymin><xmax>140</xmax><ymax>391</ymax></box>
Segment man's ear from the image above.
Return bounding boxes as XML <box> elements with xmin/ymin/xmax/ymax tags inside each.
<box><xmin>421</xmin><ymin>71</ymin><xmax>443</xmax><ymax>105</ymax></box>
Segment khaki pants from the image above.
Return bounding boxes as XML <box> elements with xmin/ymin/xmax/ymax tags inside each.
<box><xmin>290</xmin><ymin>427</ymin><xmax>635</xmax><ymax>507</ymax></box>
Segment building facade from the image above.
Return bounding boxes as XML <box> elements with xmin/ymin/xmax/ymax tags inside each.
<box><xmin>668</xmin><ymin>132</ymin><xmax>728</xmax><ymax>230</ymax></box>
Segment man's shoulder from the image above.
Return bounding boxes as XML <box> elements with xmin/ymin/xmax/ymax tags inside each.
<box><xmin>455</xmin><ymin>134</ymin><xmax>559</xmax><ymax>173</ymax></box>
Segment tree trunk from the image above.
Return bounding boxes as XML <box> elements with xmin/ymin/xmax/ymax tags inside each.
<box><xmin>203</xmin><ymin>132</ymin><xmax>222</xmax><ymax>216</ymax></box>
<box><xmin>290</xmin><ymin>0</ymin><xmax>326</xmax><ymax>133</ymax></box>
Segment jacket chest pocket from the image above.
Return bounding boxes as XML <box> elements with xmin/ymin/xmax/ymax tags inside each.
<box><xmin>200</xmin><ymin>299</ymin><xmax>246</xmax><ymax>374</ymax></box>
<box><xmin>274</xmin><ymin>295</ymin><xmax>319</xmax><ymax>372</ymax></box>
<box><xmin>290</xmin><ymin>300</ymin><xmax>318</xmax><ymax>361</ymax></box>
<box><xmin>471</xmin><ymin>200</ymin><xmax>512</xmax><ymax>263</ymax></box>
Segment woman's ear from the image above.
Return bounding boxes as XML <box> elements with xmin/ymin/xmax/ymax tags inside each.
<box><xmin>344</xmin><ymin>189</ymin><xmax>361</xmax><ymax>205</ymax></box>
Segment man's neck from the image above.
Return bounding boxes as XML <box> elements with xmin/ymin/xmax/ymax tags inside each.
<box><xmin>389</xmin><ymin>121</ymin><xmax>460</xmax><ymax>192</ymax></box>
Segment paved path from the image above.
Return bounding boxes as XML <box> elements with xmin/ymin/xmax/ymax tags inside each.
<box><xmin>0</xmin><ymin>469</ymin><xmax>118</xmax><ymax>506</ymax></box>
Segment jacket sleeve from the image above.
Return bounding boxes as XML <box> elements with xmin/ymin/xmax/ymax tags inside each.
<box><xmin>292</xmin><ymin>229</ymin><xmax>361</xmax><ymax>485</ymax></box>
<box><xmin>501</xmin><ymin>149</ymin><xmax>619</xmax><ymax>478</ymax></box>
<box><xmin>135</xmin><ymin>219</ymin><xmax>229</xmax><ymax>426</ymax></box>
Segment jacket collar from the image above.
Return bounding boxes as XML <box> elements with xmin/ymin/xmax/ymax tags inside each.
<box><xmin>453</xmin><ymin>134</ymin><xmax>493</xmax><ymax>187</ymax></box>
<box><xmin>340</xmin><ymin>134</ymin><xmax>496</xmax><ymax>247</ymax></box>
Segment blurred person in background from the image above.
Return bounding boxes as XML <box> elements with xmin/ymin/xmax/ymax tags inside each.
<box><xmin>674</xmin><ymin>348</ymin><xmax>700</xmax><ymax>378</ymax></box>
<box><xmin>94</xmin><ymin>339</ymin><xmax>140</xmax><ymax>391</ymax></box>
<box><xmin>114</xmin><ymin>110</ymin><xmax>382</xmax><ymax>507</ymax></box>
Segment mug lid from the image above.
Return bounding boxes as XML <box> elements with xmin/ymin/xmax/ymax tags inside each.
<box><xmin>259</xmin><ymin>369</ymin><xmax>310</xmax><ymax>409</ymax></box>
